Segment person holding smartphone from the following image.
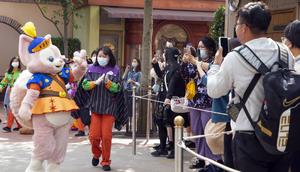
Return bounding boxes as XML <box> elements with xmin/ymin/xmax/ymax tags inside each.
<box><xmin>185</xmin><ymin>38</ymin><xmax>241</xmax><ymax>169</ymax></box>
<box><xmin>122</xmin><ymin>58</ymin><xmax>142</xmax><ymax>120</ymax></box>
<box><xmin>207</xmin><ymin>2</ymin><xmax>293</xmax><ymax>172</ymax></box>
<box><xmin>182</xmin><ymin>38</ymin><xmax>223</xmax><ymax>171</ymax></box>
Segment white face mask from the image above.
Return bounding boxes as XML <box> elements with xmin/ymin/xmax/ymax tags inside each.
<box><xmin>11</xmin><ymin>62</ymin><xmax>19</xmax><ymax>68</ymax></box>
<box><xmin>92</xmin><ymin>55</ymin><xmax>97</xmax><ymax>64</ymax></box>
<box><xmin>97</xmin><ymin>57</ymin><xmax>109</xmax><ymax>67</ymax></box>
<box><xmin>132</xmin><ymin>62</ymin><xmax>138</xmax><ymax>68</ymax></box>
<box><xmin>200</xmin><ymin>49</ymin><xmax>208</xmax><ymax>59</ymax></box>
<box><xmin>152</xmin><ymin>84</ymin><xmax>160</xmax><ymax>93</ymax></box>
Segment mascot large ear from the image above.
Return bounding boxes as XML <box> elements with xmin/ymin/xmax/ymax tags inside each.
<box><xmin>80</xmin><ymin>49</ymin><xmax>87</xmax><ymax>59</ymax></box>
<box><xmin>18</xmin><ymin>34</ymin><xmax>33</xmax><ymax>66</ymax></box>
<box><xmin>44</xmin><ymin>34</ymin><xmax>51</xmax><ymax>41</ymax></box>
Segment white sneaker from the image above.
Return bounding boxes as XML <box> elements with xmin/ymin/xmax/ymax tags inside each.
<box><xmin>25</xmin><ymin>158</ymin><xmax>44</xmax><ymax>172</ymax></box>
<box><xmin>46</xmin><ymin>162</ymin><xmax>60</xmax><ymax>172</ymax></box>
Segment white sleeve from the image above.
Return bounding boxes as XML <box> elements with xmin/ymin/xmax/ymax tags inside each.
<box><xmin>207</xmin><ymin>53</ymin><xmax>235</xmax><ymax>98</ymax></box>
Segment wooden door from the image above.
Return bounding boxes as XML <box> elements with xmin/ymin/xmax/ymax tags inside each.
<box><xmin>267</xmin><ymin>8</ymin><xmax>296</xmax><ymax>41</ymax></box>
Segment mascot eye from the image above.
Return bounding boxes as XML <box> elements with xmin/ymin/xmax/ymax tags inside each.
<box><xmin>48</xmin><ymin>56</ymin><xmax>54</xmax><ymax>62</ymax></box>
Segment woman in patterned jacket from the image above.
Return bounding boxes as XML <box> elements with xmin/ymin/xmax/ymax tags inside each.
<box><xmin>82</xmin><ymin>46</ymin><xmax>128</xmax><ymax>171</ymax></box>
<box><xmin>0</xmin><ymin>56</ymin><xmax>22</xmax><ymax>132</ymax></box>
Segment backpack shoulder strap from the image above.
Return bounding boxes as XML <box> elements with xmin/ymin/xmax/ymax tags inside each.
<box><xmin>232</xmin><ymin>43</ymin><xmax>289</xmax><ymax>129</ymax></box>
<box><xmin>276</xmin><ymin>42</ymin><xmax>289</xmax><ymax>69</ymax></box>
<box><xmin>232</xmin><ymin>45</ymin><xmax>264</xmax><ymax>127</ymax></box>
<box><xmin>233</xmin><ymin>45</ymin><xmax>270</xmax><ymax>74</ymax></box>
<box><xmin>232</xmin><ymin>45</ymin><xmax>267</xmax><ymax>103</ymax></box>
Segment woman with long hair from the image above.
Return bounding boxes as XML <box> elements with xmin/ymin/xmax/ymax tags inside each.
<box><xmin>0</xmin><ymin>56</ymin><xmax>22</xmax><ymax>132</ymax></box>
<box><xmin>122</xmin><ymin>58</ymin><xmax>142</xmax><ymax>119</ymax></box>
<box><xmin>182</xmin><ymin>37</ymin><xmax>222</xmax><ymax>170</ymax></box>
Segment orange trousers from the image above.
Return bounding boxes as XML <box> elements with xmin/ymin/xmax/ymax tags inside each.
<box><xmin>6</xmin><ymin>111</ymin><xmax>21</xmax><ymax>129</ymax></box>
<box><xmin>89</xmin><ymin>113</ymin><xmax>115</xmax><ymax>166</ymax></box>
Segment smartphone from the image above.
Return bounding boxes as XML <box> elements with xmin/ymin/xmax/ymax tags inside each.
<box><xmin>219</xmin><ymin>37</ymin><xmax>229</xmax><ymax>57</ymax></box>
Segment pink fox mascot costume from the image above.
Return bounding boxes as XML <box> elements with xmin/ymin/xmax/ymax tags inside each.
<box><xmin>10</xmin><ymin>22</ymin><xmax>87</xmax><ymax>172</ymax></box>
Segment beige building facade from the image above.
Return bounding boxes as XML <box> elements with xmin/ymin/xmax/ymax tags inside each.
<box><xmin>0</xmin><ymin>0</ymin><xmax>72</xmax><ymax>76</ymax></box>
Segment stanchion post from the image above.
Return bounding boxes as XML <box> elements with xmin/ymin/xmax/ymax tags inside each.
<box><xmin>174</xmin><ymin>116</ymin><xmax>184</xmax><ymax>172</ymax></box>
<box><xmin>132</xmin><ymin>86</ymin><xmax>136</xmax><ymax>155</ymax></box>
<box><xmin>146</xmin><ymin>85</ymin><xmax>151</xmax><ymax>141</ymax></box>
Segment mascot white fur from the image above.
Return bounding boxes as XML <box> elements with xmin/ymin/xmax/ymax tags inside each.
<box><xmin>10</xmin><ymin>22</ymin><xmax>87</xmax><ymax>172</ymax></box>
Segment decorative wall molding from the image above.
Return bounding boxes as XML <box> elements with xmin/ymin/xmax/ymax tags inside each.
<box><xmin>0</xmin><ymin>16</ymin><xmax>23</xmax><ymax>34</ymax></box>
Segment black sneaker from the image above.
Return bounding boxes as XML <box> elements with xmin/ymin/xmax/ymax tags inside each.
<box><xmin>185</xmin><ymin>140</ymin><xmax>196</xmax><ymax>149</ymax></box>
<box><xmin>199</xmin><ymin>164</ymin><xmax>224</xmax><ymax>172</ymax></box>
<box><xmin>151</xmin><ymin>149</ymin><xmax>168</xmax><ymax>157</ymax></box>
<box><xmin>71</xmin><ymin>127</ymin><xmax>78</xmax><ymax>131</ymax></box>
<box><xmin>75</xmin><ymin>131</ymin><xmax>85</xmax><ymax>137</ymax></box>
<box><xmin>189</xmin><ymin>157</ymin><xmax>205</xmax><ymax>169</ymax></box>
<box><xmin>153</xmin><ymin>144</ymin><xmax>160</xmax><ymax>150</ymax></box>
<box><xmin>92</xmin><ymin>157</ymin><xmax>99</xmax><ymax>166</ymax></box>
<box><xmin>2</xmin><ymin>127</ymin><xmax>11</xmax><ymax>132</ymax></box>
<box><xmin>102</xmin><ymin>165</ymin><xmax>111</xmax><ymax>171</ymax></box>
<box><xmin>166</xmin><ymin>150</ymin><xmax>174</xmax><ymax>159</ymax></box>
<box><xmin>166</xmin><ymin>142</ymin><xmax>174</xmax><ymax>151</ymax></box>
<box><xmin>13</xmin><ymin>127</ymin><xmax>21</xmax><ymax>131</ymax></box>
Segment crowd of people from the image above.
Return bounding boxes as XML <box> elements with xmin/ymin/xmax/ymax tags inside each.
<box><xmin>0</xmin><ymin>1</ymin><xmax>300</xmax><ymax>172</ymax></box>
<box><xmin>149</xmin><ymin>2</ymin><xmax>300</xmax><ymax>172</ymax></box>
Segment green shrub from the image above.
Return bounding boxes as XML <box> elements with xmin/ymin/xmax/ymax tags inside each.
<box><xmin>209</xmin><ymin>6</ymin><xmax>225</xmax><ymax>43</ymax></box>
<box><xmin>51</xmin><ymin>37</ymin><xmax>81</xmax><ymax>58</ymax></box>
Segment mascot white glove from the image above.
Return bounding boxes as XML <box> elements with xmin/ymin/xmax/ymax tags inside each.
<box><xmin>72</xmin><ymin>49</ymin><xmax>88</xmax><ymax>81</ymax></box>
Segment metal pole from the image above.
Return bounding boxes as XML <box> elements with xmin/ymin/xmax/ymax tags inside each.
<box><xmin>174</xmin><ymin>116</ymin><xmax>184</xmax><ymax>172</ymax></box>
<box><xmin>132</xmin><ymin>86</ymin><xmax>136</xmax><ymax>155</ymax></box>
<box><xmin>146</xmin><ymin>85</ymin><xmax>151</xmax><ymax>142</ymax></box>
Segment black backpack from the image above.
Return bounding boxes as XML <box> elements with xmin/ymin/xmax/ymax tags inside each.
<box><xmin>232</xmin><ymin>42</ymin><xmax>300</xmax><ymax>154</ymax></box>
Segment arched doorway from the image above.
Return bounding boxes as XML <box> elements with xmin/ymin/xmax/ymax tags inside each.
<box><xmin>0</xmin><ymin>16</ymin><xmax>22</xmax><ymax>76</ymax></box>
<box><xmin>154</xmin><ymin>24</ymin><xmax>188</xmax><ymax>56</ymax></box>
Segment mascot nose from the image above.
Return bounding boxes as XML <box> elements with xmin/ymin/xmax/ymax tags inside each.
<box><xmin>59</xmin><ymin>59</ymin><xmax>64</xmax><ymax>63</ymax></box>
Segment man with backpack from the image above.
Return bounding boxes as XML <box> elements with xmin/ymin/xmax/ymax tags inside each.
<box><xmin>207</xmin><ymin>2</ymin><xmax>294</xmax><ymax>172</ymax></box>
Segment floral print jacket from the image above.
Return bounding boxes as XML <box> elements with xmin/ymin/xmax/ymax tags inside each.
<box><xmin>181</xmin><ymin>63</ymin><xmax>212</xmax><ymax>109</ymax></box>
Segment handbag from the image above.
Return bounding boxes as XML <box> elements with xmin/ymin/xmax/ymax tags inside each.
<box><xmin>164</xmin><ymin>71</ymin><xmax>189</xmax><ymax>113</ymax></box>
<box><xmin>185</xmin><ymin>79</ymin><xmax>196</xmax><ymax>100</ymax></box>
<box><xmin>170</xmin><ymin>96</ymin><xmax>189</xmax><ymax>113</ymax></box>
<box><xmin>204</xmin><ymin>119</ymin><xmax>226</xmax><ymax>155</ymax></box>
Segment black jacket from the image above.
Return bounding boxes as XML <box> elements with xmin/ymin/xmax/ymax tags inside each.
<box><xmin>152</xmin><ymin>47</ymin><xmax>186</xmax><ymax>100</ymax></box>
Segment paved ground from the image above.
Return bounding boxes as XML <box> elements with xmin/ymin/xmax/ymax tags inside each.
<box><xmin>0</xmin><ymin>110</ymin><xmax>195</xmax><ymax>172</ymax></box>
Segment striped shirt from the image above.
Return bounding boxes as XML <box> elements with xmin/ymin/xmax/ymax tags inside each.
<box><xmin>84</xmin><ymin>71</ymin><xmax>121</xmax><ymax>116</ymax></box>
<box><xmin>82</xmin><ymin>65</ymin><xmax>129</xmax><ymax>130</ymax></box>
